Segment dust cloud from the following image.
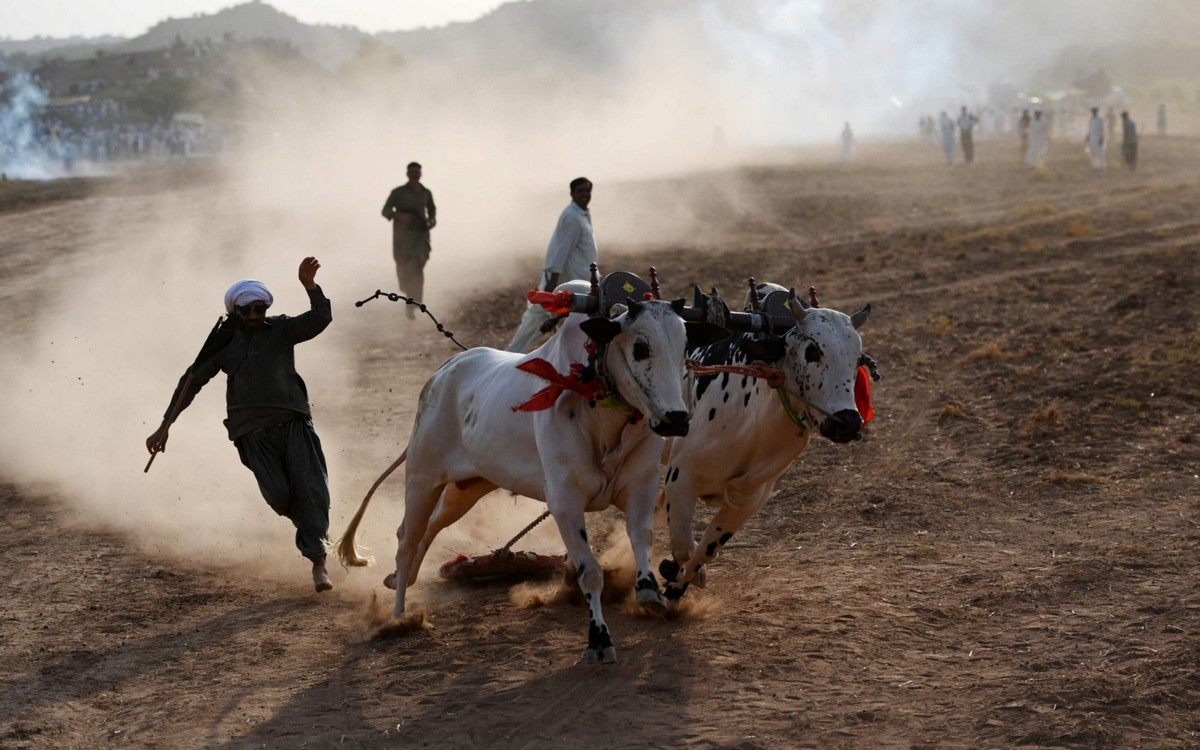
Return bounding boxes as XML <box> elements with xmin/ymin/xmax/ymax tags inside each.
<box><xmin>0</xmin><ymin>0</ymin><xmax>1191</xmax><ymax>590</ymax></box>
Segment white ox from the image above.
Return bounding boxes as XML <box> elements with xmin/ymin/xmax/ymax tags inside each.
<box><xmin>338</xmin><ymin>281</ymin><xmax>727</xmax><ymax>663</ymax></box>
<box><xmin>658</xmin><ymin>284</ymin><xmax>875</xmax><ymax>599</ymax></box>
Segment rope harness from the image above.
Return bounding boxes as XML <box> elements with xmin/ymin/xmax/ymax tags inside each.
<box><xmin>685</xmin><ymin>358</ymin><xmax>830</xmax><ymax>431</ymax></box>
<box><xmin>354</xmin><ymin>290</ymin><xmax>471</xmax><ymax>351</ymax></box>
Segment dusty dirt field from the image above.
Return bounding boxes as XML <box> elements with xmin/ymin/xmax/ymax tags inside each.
<box><xmin>2</xmin><ymin>137</ymin><xmax>1198</xmax><ymax>749</ymax></box>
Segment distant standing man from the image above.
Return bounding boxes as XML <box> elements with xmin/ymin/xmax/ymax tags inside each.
<box><xmin>840</xmin><ymin>122</ymin><xmax>855</xmax><ymax>162</ymax></box>
<box><xmin>938</xmin><ymin>111</ymin><xmax>956</xmax><ymax>165</ymax></box>
<box><xmin>1018</xmin><ymin>109</ymin><xmax>1032</xmax><ymax>159</ymax></box>
<box><xmin>1086</xmin><ymin>107</ymin><xmax>1107</xmax><ymax>169</ymax></box>
<box><xmin>381</xmin><ymin>162</ymin><xmax>437</xmax><ymax>320</ymax></box>
<box><xmin>1157</xmin><ymin>103</ymin><xmax>1167</xmax><ymax>137</ymax></box>
<box><xmin>1026</xmin><ymin>110</ymin><xmax>1049</xmax><ymax>168</ymax></box>
<box><xmin>145</xmin><ymin>258</ymin><xmax>335</xmax><ymax>592</ymax></box>
<box><xmin>507</xmin><ymin>177</ymin><xmax>597</xmax><ymax>353</ymax></box>
<box><xmin>957</xmin><ymin>106</ymin><xmax>978</xmax><ymax>164</ymax></box>
<box><xmin>1121</xmin><ymin>111</ymin><xmax>1138</xmax><ymax>170</ymax></box>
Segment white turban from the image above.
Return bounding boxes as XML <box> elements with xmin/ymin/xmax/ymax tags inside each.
<box><xmin>224</xmin><ymin>279</ymin><xmax>274</xmax><ymax>314</ymax></box>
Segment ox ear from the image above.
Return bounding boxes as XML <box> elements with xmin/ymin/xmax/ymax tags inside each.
<box><xmin>850</xmin><ymin>302</ymin><xmax>872</xmax><ymax>329</ymax></box>
<box><xmin>685</xmin><ymin>322</ymin><xmax>731</xmax><ymax>349</ymax></box>
<box><xmin>742</xmin><ymin>336</ymin><xmax>786</xmax><ymax>363</ymax></box>
<box><xmin>580</xmin><ymin>317</ymin><xmax>622</xmax><ymax>345</ymax></box>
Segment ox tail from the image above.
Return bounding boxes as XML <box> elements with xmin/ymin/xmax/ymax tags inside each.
<box><xmin>335</xmin><ymin>448</ymin><xmax>408</xmax><ymax>568</ymax></box>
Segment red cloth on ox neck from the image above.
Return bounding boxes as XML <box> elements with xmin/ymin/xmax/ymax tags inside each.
<box><xmin>855</xmin><ymin>365</ymin><xmax>874</xmax><ymax>424</ymax></box>
<box><xmin>512</xmin><ymin>358</ymin><xmax>606</xmax><ymax>412</ymax></box>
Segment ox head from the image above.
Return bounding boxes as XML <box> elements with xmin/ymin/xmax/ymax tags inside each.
<box><xmin>745</xmin><ymin>289</ymin><xmax>871</xmax><ymax>443</ymax></box>
<box><xmin>581</xmin><ymin>297</ymin><xmax>728</xmax><ymax>437</ymax></box>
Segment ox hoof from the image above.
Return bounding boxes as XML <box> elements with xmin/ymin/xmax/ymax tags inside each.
<box><xmin>383</xmin><ymin>573</ymin><xmax>397</xmax><ymax>590</ymax></box>
<box><xmin>636</xmin><ymin>587</ymin><xmax>667</xmax><ymax>611</ymax></box>
<box><xmin>664</xmin><ymin>582</ymin><xmax>689</xmax><ymax>601</ymax></box>
<box><xmin>693</xmin><ymin>565</ymin><xmax>707</xmax><ymax>589</ymax></box>
<box><xmin>584</xmin><ymin>646</ymin><xmax>618</xmax><ymax>665</ymax></box>
<box><xmin>658</xmin><ymin>558</ymin><xmax>681</xmax><ymax>583</ymax></box>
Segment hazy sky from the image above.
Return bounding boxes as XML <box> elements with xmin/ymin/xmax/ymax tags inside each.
<box><xmin>1</xmin><ymin>0</ymin><xmax>520</xmax><ymax>40</ymax></box>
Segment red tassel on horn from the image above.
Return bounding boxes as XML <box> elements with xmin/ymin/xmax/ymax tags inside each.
<box><xmin>855</xmin><ymin>365</ymin><xmax>874</xmax><ymax>424</ymax></box>
<box><xmin>526</xmin><ymin>289</ymin><xmax>575</xmax><ymax>314</ymax></box>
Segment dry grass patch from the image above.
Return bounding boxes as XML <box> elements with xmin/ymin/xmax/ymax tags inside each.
<box><xmin>1015</xmin><ymin>202</ymin><xmax>1055</xmax><ymax>219</ymax></box>
<box><xmin>907</xmin><ymin>543</ymin><xmax>943</xmax><ymax>560</ymax></box>
<box><xmin>1167</xmin><ymin>345</ymin><xmax>1200</xmax><ymax>364</ymax></box>
<box><xmin>1022</xmin><ymin>237</ymin><xmax>1047</xmax><ymax>252</ymax></box>
<box><xmin>966</xmin><ymin>340</ymin><xmax>1017</xmax><ymax>361</ymax></box>
<box><xmin>1044</xmin><ymin>469</ymin><xmax>1105</xmax><ymax>485</ymax></box>
<box><xmin>1018</xmin><ymin>403</ymin><xmax>1064</xmax><ymax>437</ymax></box>
<box><xmin>928</xmin><ymin>314</ymin><xmax>953</xmax><ymax>333</ymax></box>
<box><xmin>1109</xmin><ymin>543</ymin><xmax>1150</xmax><ymax>557</ymax></box>
<box><xmin>938</xmin><ymin>404</ymin><xmax>972</xmax><ymax>423</ymax></box>
<box><xmin>1109</xmin><ymin>396</ymin><xmax>1145</xmax><ymax>410</ymax></box>
<box><xmin>1065</xmin><ymin>220</ymin><xmax>1098</xmax><ymax>238</ymax></box>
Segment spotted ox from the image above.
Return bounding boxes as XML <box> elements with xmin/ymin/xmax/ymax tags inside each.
<box><xmin>338</xmin><ymin>277</ymin><xmax>728</xmax><ymax>664</ymax></box>
<box><xmin>658</xmin><ymin>285</ymin><xmax>875</xmax><ymax>599</ymax></box>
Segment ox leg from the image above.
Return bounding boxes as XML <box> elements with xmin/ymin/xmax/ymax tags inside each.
<box><xmin>388</xmin><ymin>479</ymin><xmax>447</xmax><ymax>618</ymax></box>
<box><xmin>409</xmin><ymin>478</ymin><xmax>498</xmax><ymax>577</ymax></box>
<box><xmin>625</xmin><ymin>488</ymin><xmax>666</xmax><ymax>611</ymax></box>
<box><xmin>675</xmin><ymin>490</ymin><xmax>770</xmax><ymax>597</ymax></box>
<box><xmin>551</xmin><ymin>508</ymin><xmax>615</xmax><ymax>665</ymax></box>
<box><xmin>661</xmin><ymin>473</ymin><xmax>703</xmax><ymax>600</ymax></box>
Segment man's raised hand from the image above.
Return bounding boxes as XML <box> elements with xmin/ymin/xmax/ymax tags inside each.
<box><xmin>299</xmin><ymin>257</ymin><xmax>321</xmax><ymax>289</ymax></box>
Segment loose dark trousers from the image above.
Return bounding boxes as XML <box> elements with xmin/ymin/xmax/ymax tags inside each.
<box><xmin>393</xmin><ymin>225</ymin><xmax>430</xmax><ymax>318</ymax></box>
<box><xmin>1122</xmin><ymin>143</ymin><xmax>1138</xmax><ymax>170</ymax></box>
<box><xmin>234</xmin><ymin>418</ymin><xmax>331</xmax><ymax>563</ymax></box>
<box><xmin>961</xmin><ymin>133</ymin><xmax>975</xmax><ymax>164</ymax></box>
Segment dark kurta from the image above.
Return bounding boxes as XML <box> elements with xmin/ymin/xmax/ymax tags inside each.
<box><xmin>164</xmin><ymin>285</ymin><xmax>333</xmax><ymax>561</ymax></box>
<box><xmin>382</xmin><ymin>184</ymin><xmax>436</xmax><ymax>304</ymax></box>
<box><xmin>166</xmin><ymin>286</ymin><xmax>332</xmax><ymax>440</ymax></box>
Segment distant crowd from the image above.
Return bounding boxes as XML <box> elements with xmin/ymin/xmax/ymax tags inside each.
<box><xmin>909</xmin><ymin>102</ymin><xmax>1169</xmax><ymax>171</ymax></box>
<box><xmin>2</xmin><ymin>117</ymin><xmax>232</xmax><ymax>177</ymax></box>
<box><xmin>0</xmin><ymin>86</ymin><xmax>233</xmax><ymax>178</ymax></box>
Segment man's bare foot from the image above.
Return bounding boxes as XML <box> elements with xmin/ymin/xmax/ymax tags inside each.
<box><xmin>313</xmin><ymin>562</ymin><xmax>333</xmax><ymax>593</ymax></box>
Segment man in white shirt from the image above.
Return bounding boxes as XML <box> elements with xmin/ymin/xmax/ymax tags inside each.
<box><xmin>1085</xmin><ymin>107</ymin><xmax>1107</xmax><ymax>169</ymax></box>
<box><xmin>506</xmin><ymin>177</ymin><xmax>598</xmax><ymax>352</ymax></box>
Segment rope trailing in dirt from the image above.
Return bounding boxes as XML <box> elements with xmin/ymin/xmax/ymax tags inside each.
<box><xmin>354</xmin><ymin>289</ymin><xmax>470</xmax><ymax>351</ymax></box>
<box><xmin>498</xmin><ymin>510</ymin><xmax>552</xmax><ymax>553</ymax></box>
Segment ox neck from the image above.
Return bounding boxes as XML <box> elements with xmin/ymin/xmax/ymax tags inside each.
<box><xmin>775</xmin><ymin>386</ymin><xmax>816</xmax><ymax>434</ymax></box>
<box><xmin>593</xmin><ymin>341</ymin><xmax>638</xmax><ymax>418</ymax></box>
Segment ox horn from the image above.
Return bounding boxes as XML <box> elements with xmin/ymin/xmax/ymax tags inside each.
<box><xmin>788</xmin><ymin>287</ymin><xmax>810</xmax><ymax>323</ymax></box>
<box><xmin>850</xmin><ymin>303</ymin><xmax>872</xmax><ymax>329</ymax></box>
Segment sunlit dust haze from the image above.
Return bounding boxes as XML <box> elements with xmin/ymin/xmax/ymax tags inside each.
<box><xmin>0</xmin><ymin>0</ymin><xmax>1195</xmax><ymax>587</ymax></box>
